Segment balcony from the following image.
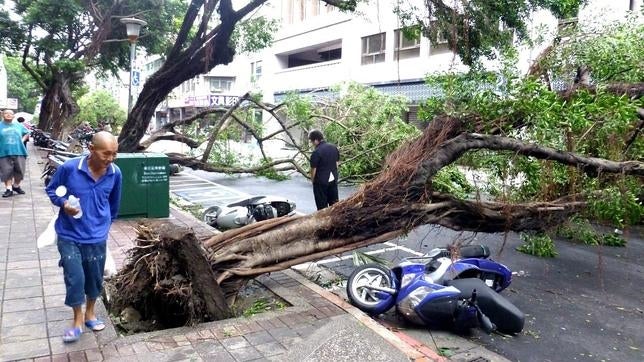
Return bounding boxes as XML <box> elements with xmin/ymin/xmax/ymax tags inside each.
<box><xmin>273</xmin><ymin>60</ymin><xmax>345</xmax><ymax>92</ymax></box>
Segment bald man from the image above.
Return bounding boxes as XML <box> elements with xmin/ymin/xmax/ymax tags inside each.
<box><xmin>45</xmin><ymin>131</ymin><xmax>122</xmax><ymax>343</ymax></box>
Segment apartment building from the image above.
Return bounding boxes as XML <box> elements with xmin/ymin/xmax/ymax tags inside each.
<box><xmin>141</xmin><ymin>0</ymin><xmax>636</xmax><ymax>131</ymax></box>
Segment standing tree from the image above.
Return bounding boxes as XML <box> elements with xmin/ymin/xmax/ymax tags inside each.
<box><xmin>0</xmin><ymin>0</ymin><xmax>184</xmax><ymax>137</ymax></box>
<box><xmin>74</xmin><ymin>90</ymin><xmax>127</xmax><ymax>129</ymax></box>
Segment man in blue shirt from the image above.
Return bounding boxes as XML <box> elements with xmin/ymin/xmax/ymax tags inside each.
<box><xmin>46</xmin><ymin>131</ymin><xmax>122</xmax><ymax>343</ymax></box>
<box><xmin>309</xmin><ymin>129</ymin><xmax>340</xmax><ymax>210</ymax></box>
<box><xmin>0</xmin><ymin>109</ymin><xmax>30</xmax><ymax>197</ymax></box>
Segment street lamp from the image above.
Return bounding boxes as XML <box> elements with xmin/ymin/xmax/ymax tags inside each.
<box><xmin>120</xmin><ymin>17</ymin><xmax>148</xmax><ymax>114</ymax></box>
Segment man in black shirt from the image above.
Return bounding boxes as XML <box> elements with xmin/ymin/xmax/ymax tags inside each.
<box><xmin>309</xmin><ymin>130</ymin><xmax>340</xmax><ymax>210</ymax></box>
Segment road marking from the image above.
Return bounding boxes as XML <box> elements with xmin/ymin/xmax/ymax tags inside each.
<box><xmin>169</xmin><ymin>172</ymin><xmax>248</xmax><ymax>208</ymax></box>
<box><xmin>171</xmin><ymin>185</ymin><xmax>221</xmax><ymax>192</ymax></box>
<box><xmin>384</xmin><ymin>241</ymin><xmax>424</xmax><ymax>256</ymax></box>
<box><xmin>177</xmin><ymin>172</ymin><xmax>250</xmax><ymax>196</ymax></box>
<box><xmin>313</xmin><ymin>245</ymin><xmax>409</xmax><ymax>264</ymax></box>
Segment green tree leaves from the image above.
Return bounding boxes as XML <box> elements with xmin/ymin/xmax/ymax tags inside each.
<box><xmin>422</xmin><ymin>14</ymin><xmax>643</xmax><ymax>227</ymax></box>
<box><xmin>395</xmin><ymin>0</ymin><xmax>588</xmax><ymax>66</ymax></box>
<box><xmin>74</xmin><ymin>90</ymin><xmax>126</xmax><ymax>129</ymax></box>
<box><xmin>284</xmin><ymin>82</ymin><xmax>420</xmax><ymax>182</ymax></box>
<box><xmin>3</xmin><ymin>55</ymin><xmax>41</xmax><ymax>112</ymax></box>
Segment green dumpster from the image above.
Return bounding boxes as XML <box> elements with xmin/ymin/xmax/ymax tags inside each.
<box><xmin>114</xmin><ymin>153</ymin><xmax>169</xmax><ymax>218</ymax></box>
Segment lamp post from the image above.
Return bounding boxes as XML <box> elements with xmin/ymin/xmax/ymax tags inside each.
<box><xmin>120</xmin><ymin>17</ymin><xmax>147</xmax><ymax>114</ymax></box>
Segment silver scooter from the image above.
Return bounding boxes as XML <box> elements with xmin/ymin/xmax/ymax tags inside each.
<box><xmin>202</xmin><ymin>195</ymin><xmax>296</xmax><ymax>230</ymax></box>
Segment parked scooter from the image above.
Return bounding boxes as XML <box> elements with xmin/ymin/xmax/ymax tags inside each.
<box><xmin>41</xmin><ymin>150</ymin><xmax>78</xmax><ymax>186</ymax></box>
<box><xmin>346</xmin><ymin>245</ymin><xmax>524</xmax><ymax>334</ymax></box>
<box><xmin>202</xmin><ymin>195</ymin><xmax>296</xmax><ymax>230</ymax></box>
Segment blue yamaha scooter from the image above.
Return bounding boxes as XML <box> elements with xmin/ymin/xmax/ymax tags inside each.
<box><xmin>346</xmin><ymin>245</ymin><xmax>524</xmax><ymax>334</ymax></box>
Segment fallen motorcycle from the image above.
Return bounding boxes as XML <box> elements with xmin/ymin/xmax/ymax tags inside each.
<box><xmin>202</xmin><ymin>195</ymin><xmax>296</xmax><ymax>230</ymax></box>
<box><xmin>346</xmin><ymin>245</ymin><xmax>524</xmax><ymax>334</ymax></box>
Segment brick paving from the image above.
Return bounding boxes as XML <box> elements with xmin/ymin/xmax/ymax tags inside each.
<box><xmin>0</xmin><ymin>147</ymin><xmax>438</xmax><ymax>362</ymax></box>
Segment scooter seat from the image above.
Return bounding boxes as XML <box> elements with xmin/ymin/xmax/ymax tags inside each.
<box><xmin>447</xmin><ymin>278</ymin><xmax>524</xmax><ymax>334</ymax></box>
<box><xmin>458</xmin><ymin>245</ymin><xmax>490</xmax><ymax>259</ymax></box>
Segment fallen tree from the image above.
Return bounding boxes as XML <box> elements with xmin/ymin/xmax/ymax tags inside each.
<box><xmin>107</xmin><ymin>114</ymin><xmax>642</xmax><ymax>325</ymax></box>
<box><xmin>107</xmin><ymin>12</ymin><xmax>643</xmax><ymax>326</ymax></box>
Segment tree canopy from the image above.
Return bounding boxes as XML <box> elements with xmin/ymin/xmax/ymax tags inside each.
<box><xmin>395</xmin><ymin>0</ymin><xmax>588</xmax><ymax>66</ymax></box>
<box><xmin>75</xmin><ymin>90</ymin><xmax>126</xmax><ymax>129</ymax></box>
<box><xmin>0</xmin><ymin>0</ymin><xmax>185</xmax><ymax>135</ymax></box>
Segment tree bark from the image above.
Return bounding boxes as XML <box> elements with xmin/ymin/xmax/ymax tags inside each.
<box><xmin>117</xmin><ymin>0</ymin><xmax>360</xmax><ymax>152</ymax></box>
<box><xmin>201</xmin><ymin>116</ymin><xmax>643</xmax><ymax>298</ymax></box>
<box><xmin>37</xmin><ymin>71</ymin><xmax>80</xmax><ymax>138</ymax></box>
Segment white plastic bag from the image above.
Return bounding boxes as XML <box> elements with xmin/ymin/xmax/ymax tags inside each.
<box><xmin>37</xmin><ymin>215</ymin><xmax>58</xmax><ymax>248</ymax></box>
<box><xmin>104</xmin><ymin>244</ymin><xmax>117</xmax><ymax>277</ymax></box>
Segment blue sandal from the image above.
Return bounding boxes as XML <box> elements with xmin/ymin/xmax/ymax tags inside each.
<box><xmin>62</xmin><ymin>327</ymin><xmax>82</xmax><ymax>343</ymax></box>
<box><xmin>85</xmin><ymin>319</ymin><xmax>106</xmax><ymax>331</ymax></box>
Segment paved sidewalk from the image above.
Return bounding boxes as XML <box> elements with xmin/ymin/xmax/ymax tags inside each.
<box><xmin>0</xmin><ymin>147</ymin><xmax>448</xmax><ymax>362</ymax></box>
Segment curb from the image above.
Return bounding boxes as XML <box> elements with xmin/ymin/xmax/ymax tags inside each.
<box><xmin>283</xmin><ymin>269</ymin><xmax>447</xmax><ymax>362</ymax></box>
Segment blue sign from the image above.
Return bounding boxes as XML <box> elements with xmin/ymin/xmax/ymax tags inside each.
<box><xmin>132</xmin><ymin>70</ymin><xmax>140</xmax><ymax>87</ymax></box>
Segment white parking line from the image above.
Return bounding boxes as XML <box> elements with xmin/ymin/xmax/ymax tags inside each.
<box><xmin>170</xmin><ymin>181</ymin><xmax>211</xmax><ymax>186</ymax></box>
<box><xmin>384</xmin><ymin>241</ymin><xmax>424</xmax><ymax>256</ymax></box>
<box><xmin>181</xmin><ymin>172</ymin><xmax>250</xmax><ymax>195</ymax></box>
<box><xmin>171</xmin><ymin>185</ymin><xmax>221</xmax><ymax>192</ymax></box>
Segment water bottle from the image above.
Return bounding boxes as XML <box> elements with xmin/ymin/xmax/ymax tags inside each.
<box><xmin>68</xmin><ymin>195</ymin><xmax>83</xmax><ymax>219</ymax></box>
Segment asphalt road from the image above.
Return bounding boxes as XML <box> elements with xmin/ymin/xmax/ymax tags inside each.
<box><xmin>177</xmin><ymin>170</ymin><xmax>644</xmax><ymax>362</ymax></box>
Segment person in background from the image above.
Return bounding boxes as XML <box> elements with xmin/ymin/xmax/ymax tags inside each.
<box><xmin>16</xmin><ymin>117</ymin><xmax>30</xmax><ymax>147</ymax></box>
<box><xmin>308</xmin><ymin>129</ymin><xmax>340</xmax><ymax>210</ymax></box>
<box><xmin>45</xmin><ymin>131</ymin><xmax>122</xmax><ymax>343</ymax></box>
<box><xmin>0</xmin><ymin>109</ymin><xmax>30</xmax><ymax>198</ymax></box>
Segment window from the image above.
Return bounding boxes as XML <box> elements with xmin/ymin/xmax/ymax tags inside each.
<box><xmin>361</xmin><ymin>32</ymin><xmax>386</xmax><ymax>65</ymax></box>
<box><xmin>429</xmin><ymin>21</ymin><xmax>450</xmax><ymax>55</ymax></box>
<box><xmin>181</xmin><ymin>79</ymin><xmax>196</xmax><ymax>94</ymax></box>
<box><xmin>207</xmin><ymin>77</ymin><xmax>234</xmax><ymax>93</ymax></box>
<box><xmin>283</xmin><ymin>0</ymin><xmax>335</xmax><ymax>24</ymax></box>
<box><xmin>430</xmin><ymin>21</ymin><xmax>447</xmax><ymax>44</ymax></box>
<box><xmin>251</xmin><ymin>61</ymin><xmax>262</xmax><ymax>82</ymax></box>
<box><xmin>394</xmin><ymin>28</ymin><xmax>420</xmax><ymax>60</ymax></box>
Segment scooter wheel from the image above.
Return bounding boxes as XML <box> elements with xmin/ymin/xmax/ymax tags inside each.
<box><xmin>202</xmin><ymin>205</ymin><xmax>222</xmax><ymax>227</ymax></box>
<box><xmin>346</xmin><ymin>263</ymin><xmax>396</xmax><ymax>315</ymax></box>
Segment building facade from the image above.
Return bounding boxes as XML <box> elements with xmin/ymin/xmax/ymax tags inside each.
<box><xmin>138</xmin><ymin>0</ymin><xmax>637</xmax><ymax>132</ymax></box>
<box><xmin>0</xmin><ymin>53</ymin><xmax>8</xmax><ymax>109</ymax></box>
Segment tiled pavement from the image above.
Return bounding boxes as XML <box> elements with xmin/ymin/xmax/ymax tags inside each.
<box><xmin>0</xmin><ymin>147</ymin><xmax>440</xmax><ymax>362</ymax></box>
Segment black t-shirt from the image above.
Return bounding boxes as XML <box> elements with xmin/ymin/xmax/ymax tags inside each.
<box><xmin>310</xmin><ymin>141</ymin><xmax>339</xmax><ymax>185</ymax></box>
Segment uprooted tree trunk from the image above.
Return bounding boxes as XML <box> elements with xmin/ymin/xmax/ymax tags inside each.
<box><xmin>205</xmin><ymin>116</ymin><xmax>642</xmax><ymax>297</ymax></box>
<box><xmin>107</xmin><ymin>223</ymin><xmax>231</xmax><ymax>327</ymax></box>
<box><xmin>108</xmin><ymin>115</ymin><xmax>642</xmax><ymax>326</ymax></box>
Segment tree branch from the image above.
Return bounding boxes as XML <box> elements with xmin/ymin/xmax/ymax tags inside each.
<box><xmin>201</xmin><ymin>93</ymin><xmax>250</xmax><ymax>162</ymax></box>
<box><xmin>414</xmin><ymin>132</ymin><xmax>643</xmax><ymax>192</ymax></box>
<box><xmin>22</xmin><ymin>26</ymin><xmax>47</xmax><ymax>91</ymax></box>
<box><xmin>139</xmin><ymin>133</ymin><xmax>201</xmax><ymax>150</ymax></box>
<box><xmin>623</xmin><ymin>107</ymin><xmax>644</xmax><ymax>155</ymax></box>
<box><xmin>167</xmin><ymin>153</ymin><xmax>300</xmax><ymax>174</ymax></box>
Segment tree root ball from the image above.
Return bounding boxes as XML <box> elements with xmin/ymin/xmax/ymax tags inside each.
<box><xmin>105</xmin><ymin>223</ymin><xmax>231</xmax><ymax>330</ymax></box>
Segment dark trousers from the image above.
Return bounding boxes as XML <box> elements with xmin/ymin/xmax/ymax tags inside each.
<box><xmin>313</xmin><ymin>181</ymin><xmax>339</xmax><ymax>210</ymax></box>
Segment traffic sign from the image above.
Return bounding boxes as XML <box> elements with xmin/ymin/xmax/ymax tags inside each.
<box><xmin>0</xmin><ymin>98</ymin><xmax>18</xmax><ymax>109</ymax></box>
<box><xmin>132</xmin><ymin>70</ymin><xmax>140</xmax><ymax>87</ymax></box>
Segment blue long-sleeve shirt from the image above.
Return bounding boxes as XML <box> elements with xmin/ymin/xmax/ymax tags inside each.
<box><xmin>46</xmin><ymin>156</ymin><xmax>122</xmax><ymax>244</ymax></box>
